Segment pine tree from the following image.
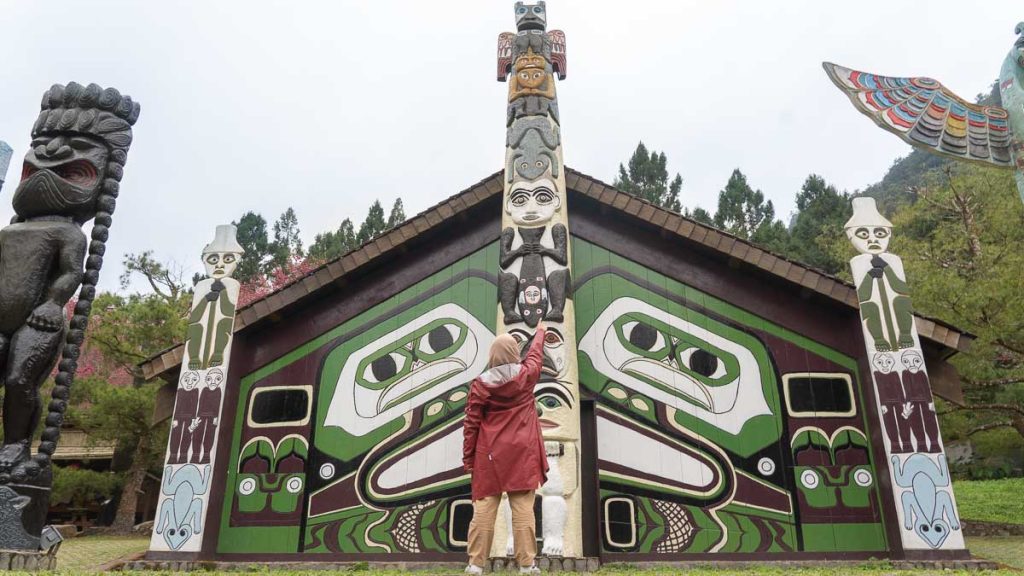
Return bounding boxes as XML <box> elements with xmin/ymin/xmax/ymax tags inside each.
<box><xmin>270</xmin><ymin>207</ymin><xmax>303</xmax><ymax>270</ymax></box>
<box><xmin>357</xmin><ymin>200</ymin><xmax>387</xmax><ymax>244</ymax></box>
<box><xmin>787</xmin><ymin>174</ymin><xmax>851</xmax><ymax>274</ymax></box>
<box><xmin>233</xmin><ymin>211</ymin><xmax>271</xmax><ymax>282</ymax></box>
<box><xmin>387</xmin><ymin>198</ymin><xmax>406</xmax><ymax>229</ymax></box>
<box><xmin>713</xmin><ymin>169</ymin><xmax>789</xmax><ymax>252</ymax></box>
<box><xmin>614</xmin><ymin>142</ymin><xmax>683</xmax><ymax>212</ymax></box>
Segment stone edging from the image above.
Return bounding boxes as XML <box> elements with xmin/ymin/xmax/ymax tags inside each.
<box><xmin>962</xmin><ymin>519</ymin><xmax>1024</xmax><ymax>537</ymax></box>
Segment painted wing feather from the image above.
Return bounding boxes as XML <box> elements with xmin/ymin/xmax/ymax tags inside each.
<box><xmin>497</xmin><ymin>32</ymin><xmax>515</xmax><ymax>82</ymax></box>
<box><xmin>823</xmin><ymin>62</ymin><xmax>1013</xmax><ymax>168</ymax></box>
<box><xmin>547</xmin><ymin>30</ymin><xmax>566</xmax><ymax>80</ymax></box>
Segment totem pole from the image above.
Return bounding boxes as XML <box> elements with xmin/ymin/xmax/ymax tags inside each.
<box><xmin>823</xmin><ymin>22</ymin><xmax>1024</xmax><ymax>203</ymax></box>
<box><xmin>0</xmin><ymin>83</ymin><xmax>139</xmax><ymax>549</ymax></box>
<box><xmin>0</xmin><ymin>141</ymin><xmax>12</xmax><ymax>192</ymax></box>
<box><xmin>494</xmin><ymin>1</ymin><xmax>581</xmax><ymax>558</ymax></box>
<box><xmin>846</xmin><ymin>197</ymin><xmax>963</xmax><ymax>551</ymax></box>
<box><xmin>150</xmin><ymin>225</ymin><xmax>243</xmax><ymax>552</ymax></box>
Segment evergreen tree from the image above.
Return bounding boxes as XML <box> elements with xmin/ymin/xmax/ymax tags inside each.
<box><xmin>614</xmin><ymin>141</ymin><xmax>683</xmax><ymax>212</ymax></box>
<box><xmin>357</xmin><ymin>200</ymin><xmax>387</xmax><ymax>244</ymax></box>
<box><xmin>685</xmin><ymin>206</ymin><xmax>714</xmax><ymax>226</ymax></box>
<box><xmin>308</xmin><ymin>218</ymin><xmax>357</xmax><ymax>263</ymax></box>
<box><xmin>233</xmin><ymin>211</ymin><xmax>271</xmax><ymax>282</ymax></box>
<box><xmin>787</xmin><ymin>174</ymin><xmax>851</xmax><ymax>274</ymax></box>
<box><xmin>387</xmin><ymin>198</ymin><xmax>406</xmax><ymax>229</ymax></box>
<box><xmin>713</xmin><ymin>169</ymin><xmax>788</xmax><ymax>252</ymax></box>
<box><xmin>270</xmin><ymin>207</ymin><xmax>303</xmax><ymax>270</ymax></box>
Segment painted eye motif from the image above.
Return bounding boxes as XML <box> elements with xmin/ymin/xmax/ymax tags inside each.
<box><xmin>679</xmin><ymin>347</ymin><xmax>727</xmax><ymax>379</ymax></box>
<box><xmin>223</xmin><ymin>254</ymin><xmax>236</xmax><ymax>264</ymax></box>
<box><xmin>206</xmin><ymin>254</ymin><xmax>220</xmax><ymax>265</ymax></box>
<box><xmin>537</xmin><ymin>394</ymin><xmax>564</xmax><ymax>410</ymax></box>
<box><xmin>873</xmin><ymin>227</ymin><xmax>889</xmax><ymax>238</ymax></box>
<box><xmin>419</xmin><ymin>324</ymin><xmax>460</xmax><ymax>356</ymax></box>
<box><xmin>517</xmin><ymin>7</ymin><xmax>527</xmax><ymax>14</ymax></box>
<box><xmin>535</xmin><ymin>190</ymin><xmax>554</xmax><ymax>204</ymax></box>
<box><xmin>855</xmin><ymin>228</ymin><xmax>870</xmax><ymax>239</ymax></box>
<box><xmin>511</xmin><ymin>192</ymin><xmax>529</xmax><ymax>206</ymax></box>
<box><xmin>365</xmin><ymin>352</ymin><xmax>408</xmax><ymax>383</ymax></box>
<box><xmin>622</xmin><ymin>321</ymin><xmax>666</xmax><ymax>353</ymax></box>
<box><xmin>533</xmin><ymin>6</ymin><xmax>543</xmax><ymax>14</ymax></box>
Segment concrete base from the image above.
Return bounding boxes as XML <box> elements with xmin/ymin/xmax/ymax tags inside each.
<box><xmin>0</xmin><ymin>549</ymin><xmax>57</xmax><ymax>571</ymax></box>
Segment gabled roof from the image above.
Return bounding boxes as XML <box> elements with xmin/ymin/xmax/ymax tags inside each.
<box><xmin>139</xmin><ymin>167</ymin><xmax>973</xmax><ymax>380</ymax></box>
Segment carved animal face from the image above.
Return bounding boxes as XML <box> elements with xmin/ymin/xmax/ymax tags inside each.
<box><xmin>510</xmin><ymin>327</ymin><xmax>576</xmax><ymax>440</ymax></box>
<box><xmin>180</xmin><ymin>371</ymin><xmax>200</xmax><ymax>391</ymax></box>
<box><xmin>507</xmin><ymin>180</ymin><xmax>560</xmax><ymax>225</ymax></box>
<box><xmin>203</xmin><ymin>251</ymin><xmax>240</xmax><ymax>279</ymax></box>
<box><xmin>13</xmin><ymin>134</ymin><xmax>108</xmax><ymax>223</ymax></box>
<box><xmin>901</xmin><ymin>350</ymin><xmax>924</xmax><ymax>373</ymax></box>
<box><xmin>515</xmin><ymin>1</ymin><xmax>547</xmax><ymax>32</ymax></box>
<box><xmin>848</xmin><ymin>225</ymin><xmax>891</xmax><ymax>254</ymax></box>
<box><xmin>163</xmin><ymin>523</ymin><xmax>193</xmax><ymax>550</ymax></box>
<box><xmin>915</xmin><ymin>517</ymin><xmax>952</xmax><ymax>548</ymax></box>
<box><xmin>872</xmin><ymin>352</ymin><xmax>895</xmax><ymax>374</ymax></box>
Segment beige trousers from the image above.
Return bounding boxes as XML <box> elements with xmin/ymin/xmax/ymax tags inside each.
<box><xmin>467</xmin><ymin>490</ymin><xmax>536</xmax><ymax>568</ymax></box>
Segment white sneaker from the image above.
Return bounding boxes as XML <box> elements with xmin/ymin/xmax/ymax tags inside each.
<box><xmin>519</xmin><ymin>566</ymin><xmax>540</xmax><ymax>574</ymax></box>
<box><xmin>465</xmin><ymin>564</ymin><xmax>483</xmax><ymax>574</ymax></box>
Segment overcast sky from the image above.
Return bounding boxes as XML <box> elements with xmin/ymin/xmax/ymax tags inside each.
<box><xmin>1</xmin><ymin>0</ymin><xmax>1020</xmax><ymax>293</ymax></box>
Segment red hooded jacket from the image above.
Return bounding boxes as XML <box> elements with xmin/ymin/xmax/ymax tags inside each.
<box><xmin>462</xmin><ymin>327</ymin><xmax>549</xmax><ymax>501</ymax></box>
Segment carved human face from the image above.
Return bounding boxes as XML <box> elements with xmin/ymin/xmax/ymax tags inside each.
<box><xmin>203</xmin><ymin>251</ymin><xmax>240</xmax><ymax>279</ymax></box>
<box><xmin>180</xmin><ymin>371</ymin><xmax>200</xmax><ymax>391</ymax></box>
<box><xmin>13</xmin><ymin>134</ymin><xmax>108</xmax><ymax>222</ymax></box>
<box><xmin>872</xmin><ymin>353</ymin><xmax>895</xmax><ymax>374</ymax></box>
<box><xmin>206</xmin><ymin>368</ymin><xmax>224</xmax><ymax>389</ymax></box>
<box><xmin>848</xmin><ymin>226</ymin><xmax>891</xmax><ymax>255</ymax></box>
<box><xmin>901</xmin><ymin>351</ymin><xmax>924</xmax><ymax>373</ymax></box>
<box><xmin>515</xmin><ymin>1</ymin><xmax>547</xmax><ymax>31</ymax></box>
<box><xmin>516</xmin><ymin>64</ymin><xmax>547</xmax><ymax>90</ymax></box>
<box><xmin>507</xmin><ymin>181</ymin><xmax>559</xmax><ymax>226</ymax></box>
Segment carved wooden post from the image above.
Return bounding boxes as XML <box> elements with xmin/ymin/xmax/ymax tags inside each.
<box><xmin>846</xmin><ymin>197</ymin><xmax>965</xmax><ymax>551</ymax></box>
<box><xmin>494</xmin><ymin>1</ymin><xmax>581</xmax><ymax>559</ymax></box>
<box><xmin>149</xmin><ymin>225</ymin><xmax>243</xmax><ymax>552</ymax></box>
<box><xmin>0</xmin><ymin>84</ymin><xmax>139</xmax><ymax>550</ymax></box>
<box><xmin>0</xmin><ymin>141</ymin><xmax>12</xmax><ymax>193</ymax></box>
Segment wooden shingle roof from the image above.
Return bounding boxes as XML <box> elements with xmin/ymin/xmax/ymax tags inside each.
<box><xmin>139</xmin><ymin>167</ymin><xmax>972</xmax><ymax>380</ymax></box>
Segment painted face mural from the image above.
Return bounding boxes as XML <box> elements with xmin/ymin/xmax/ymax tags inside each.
<box><xmin>872</xmin><ymin>352</ymin><xmax>896</xmax><ymax>374</ymax></box>
<box><xmin>506</xmin><ymin>178</ymin><xmax>560</xmax><ymax>226</ymax></box>
<box><xmin>580</xmin><ymin>296</ymin><xmax>772</xmax><ymax>434</ymax></box>
<box><xmin>901</xmin><ymin>350</ymin><xmax>924</xmax><ymax>373</ymax></box>
<box><xmin>324</xmin><ymin>303</ymin><xmax>491</xmax><ymax>437</ymax></box>
<box><xmin>180</xmin><ymin>370</ymin><xmax>199</xmax><ymax>391</ymax></box>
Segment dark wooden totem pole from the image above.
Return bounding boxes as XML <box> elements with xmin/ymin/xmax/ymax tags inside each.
<box><xmin>0</xmin><ymin>83</ymin><xmax>140</xmax><ymax>549</ymax></box>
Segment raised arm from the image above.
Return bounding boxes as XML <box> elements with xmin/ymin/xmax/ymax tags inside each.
<box><xmin>520</xmin><ymin>324</ymin><xmax>547</xmax><ymax>387</ymax></box>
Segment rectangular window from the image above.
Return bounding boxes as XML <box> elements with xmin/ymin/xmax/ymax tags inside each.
<box><xmin>783</xmin><ymin>373</ymin><xmax>855</xmax><ymax>418</ymax></box>
<box><xmin>247</xmin><ymin>386</ymin><xmax>313</xmax><ymax>427</ymax></box>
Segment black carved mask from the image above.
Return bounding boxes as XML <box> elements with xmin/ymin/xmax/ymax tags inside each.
<box><xmin>12</xmin><ymin>134</ymin><xmax>108</xmax><ymax>223</ymax></box>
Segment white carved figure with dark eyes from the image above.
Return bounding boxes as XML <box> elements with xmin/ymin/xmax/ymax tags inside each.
<box><xmin>202</xmin><ymin>225</ymin><xmax>244</xmax><ymax>279</ymax></box>
<box><xmin>507</xmin><ymin>179</ymin><xmax>560</xmax><ymax>226</ymax></box>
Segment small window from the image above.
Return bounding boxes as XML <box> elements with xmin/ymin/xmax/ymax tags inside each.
<box><xmin>603</xmin><ymin>497</ymin><xmax>637</xmax><ymax>549</ymax></box>
<box><xmin>248</xmin><ymin>386</ymin><xmax>312</xmax><ymax>427</ymax></box>
<box><xmin>448</xmin><ymin>500</ymin><xmax>473</xmax><ymax>547</ymax></box>
<box><xmin>783</xmin><ymin>373</ymin><xmax>855</xmax><ymax>417</ymax></box>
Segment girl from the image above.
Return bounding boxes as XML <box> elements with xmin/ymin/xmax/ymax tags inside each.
<box><xmin>462</xmin><ymin>321</ymin><xmax>548</xmax><ymax>574</ymax></box>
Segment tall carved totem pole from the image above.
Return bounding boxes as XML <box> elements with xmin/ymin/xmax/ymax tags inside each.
<box><xmin>495</xmin><ymin>1</ymin><xmax>581</xmax><ymax>558</ymax></box>
<box><xmin>0</xmin><ymin>83</ymin><xmax>139</xmax><ymax>549</ymax></box>
<box><xmin>150</xmin><ymin>225</ymin><xmax>243</xmax><ymax>552</ymax></box>
<box><xmin>845</xmin><ymin>198</ymin><xmax>963</xmax><ymax>551</ymax></box>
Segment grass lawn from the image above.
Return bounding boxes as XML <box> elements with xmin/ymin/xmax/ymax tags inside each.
<box><xmin>53</xmin><ymin>535</ymin><xmax>1024</xmax><ymax>574</ymax></box>
<box><xmin>954</xmin><ymin>478</ymin><xmax>1024</xmax><ymax>525</ymax></box>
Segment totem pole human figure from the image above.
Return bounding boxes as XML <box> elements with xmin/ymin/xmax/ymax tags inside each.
<box><xmin>871</xmin><ymin>352</ymin><xmax>911</xmax><ymax>453</ymax></box>
<box><xmin>901</xmin><ymin>350</ymin><xmax>941</xmax><ymax>453</ymax></box>
<box><xmin>824</xmin><ymin>23</ymin><xmax>1024</xmax><ymax>203</ymax></box>
<box><xmin>846</xmin><ymin>197</ymin><xmax>964</xmax><ymax>550</ymax></box>
<box><xmin>169</xmin><ymin>371</ymin><xmax>200</xmax><ymax>464</ymax></box>
<box><xmin>493</xmin><ymin>1</ymin><xmax>581</xmax><ymax>559</ymax></box>
<box><xmin>0</xmin><ymin>83</ymin><xmax>139</xmax><ymax>548</ymax></box>
<box><xmin>191</xmin><ymin>368</ymin><xmax>224</xmax><ymax>463</ymax></box>
<box><xmin>151</xmin><ymin>225</ymin><xmax>242</xmax><ymax>554</ymax></box>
